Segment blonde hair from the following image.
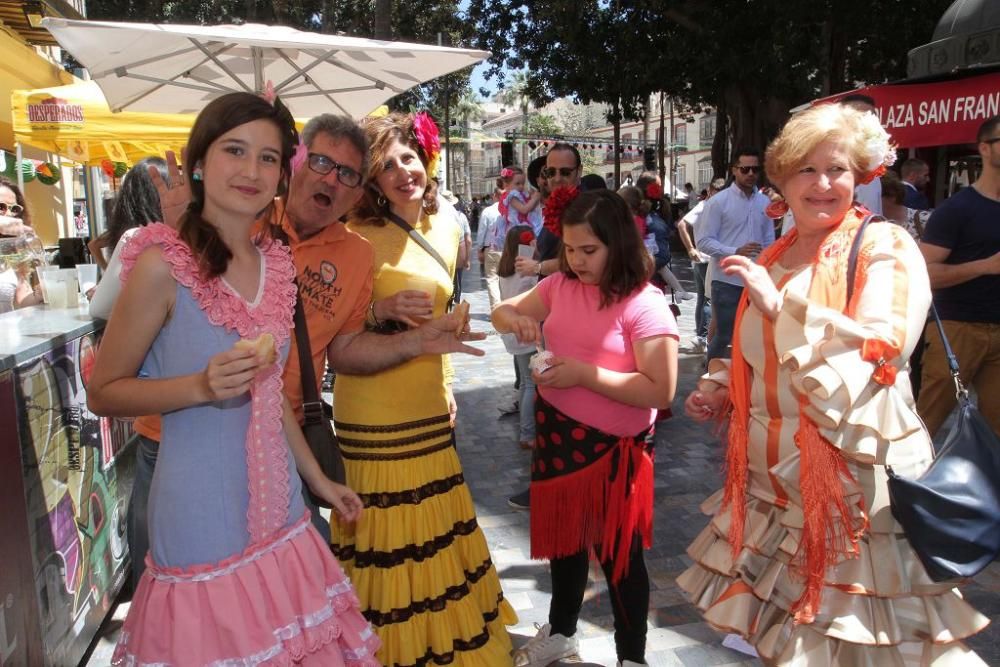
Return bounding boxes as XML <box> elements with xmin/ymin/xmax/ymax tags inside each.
<box><xmin>351</xmin><ymin>112</ymin><xmax>438</xmax><ymax>225</ymax></box>
<box><xmin>765</xmin><ymin>104</ymin><xmax>874</xmax><ymax>188</ymax></box>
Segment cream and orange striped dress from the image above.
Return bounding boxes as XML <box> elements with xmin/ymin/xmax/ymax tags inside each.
<box><xmin>678</xmin><ymin>217</ymin><xmax>989</xmax><ymax>665</ymax></box>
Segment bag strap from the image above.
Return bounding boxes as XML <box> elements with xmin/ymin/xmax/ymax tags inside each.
<box><xmin>386</xmin><ymin>210</ymin><xmax>456</xmax><ymax>310</ymax></box>
<box><xmin>929</xmin><ymin>303</ymin><xmax>968</xmax><ymax>402</ymax></box>
<box><xmin>386</xmin><ymin>211</ymin><xmax>452</xmax><ymax>277</ymax></box>
<box><xmin>293</xmin><ymin>286</ymin><xmax>325</xmax><ymax>427</ymax></box>
<box><xmin>846</xmin><ymin>213</ymin><xmax>884</xmax><ymax>303</ymax></box>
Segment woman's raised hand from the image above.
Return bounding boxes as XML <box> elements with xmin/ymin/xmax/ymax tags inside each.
<box><xmin>150</xmin><ymin>149</ymin><xmax>192</xmax><ymax>229</ymax></box>
<box><xmin>720</xmin><ymin>254</ymin><xmax>781</xmax><ymax>321</ymax></box>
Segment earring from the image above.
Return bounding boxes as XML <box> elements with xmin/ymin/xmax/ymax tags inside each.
<box><xmin>376</xmin><ymin>193</ymin><xmax>387</xmax><ymax>207</ymax></box>
<box><xmin>191</xmin><ymin>167</ymin><xmax>203</xmax><ymax>182</ymax></box>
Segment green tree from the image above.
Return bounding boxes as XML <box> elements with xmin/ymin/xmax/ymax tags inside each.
<box><xmin>468</xmin><ymin>0</ymin><xmax>950</xmax><ymax>179</ymax></box>
<box><xmin>525</xmin><ymin>113</ymin><xmax>562</xmax><ymax>137</ymax></box>
<box><xmin>451</xmin><ymin>89</ymin><xmax>485</xmax><ymax>197</ymax></box>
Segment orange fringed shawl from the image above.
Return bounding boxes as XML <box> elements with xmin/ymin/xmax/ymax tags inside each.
<box><xmin>722</xmin><ymin>208</ymin><xmax>899</xmax><ymax>624</ymax></box>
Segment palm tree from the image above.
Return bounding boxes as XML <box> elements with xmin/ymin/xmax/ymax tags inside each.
<box><xmin>453</xmin><ymin>89</ymin><xmax>484</xmax><ymax>199</ymax></box>
<box><xmin>498</xmin><ymin>71</ymin><xmax>534</xmax><ymax>166</ymax></box>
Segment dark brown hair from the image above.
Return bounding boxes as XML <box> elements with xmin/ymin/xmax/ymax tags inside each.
<box><xmin>351</xmin><ymin>112</ymin><xmax>439</xmax><ymax>225</ymax></box>
<box><xmin>0</xmin><ymin>176</ymin><xmax>32</xmax><ymax>229</ymax></box>
<box><xmin>180</xmin><ymin>92</ymin><xmax>298</xmax><ymax>278</ymax></box>
<box><xmin>559</xmin><ymin>190</ymin><xmax>652</xmax><ymax>308</ymax></box>
<box><xmin>617</xmin><ymin>185</ymin><xmax>651</xmax><ymax>217</ymax></box>
<box><xmin>880</xmin><ymin>170</ymin><xmax>906</xmax><ymax>205</ymax></box>
<box><xmin>498</xmin><ymin>225</ymin><xmax>534</xmax><ymax>277</ymax></box>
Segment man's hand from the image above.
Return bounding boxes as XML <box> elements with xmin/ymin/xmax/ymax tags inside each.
<box><xmin>415</xmin><ymin>310</ymin><xmax>486</xmax><ymax>356</ymax></box>
<box><xmin>151</xmin><ymin>149</ymin><xmax>192</xmax><ymax>229</ymax></box>
<box><xmin>734</xmin><ymin>242</ymin><xmax>762</xmax><ymax>258</ymax></box>
<box><xmin>515</xmin><ymin>256</ymin><xmax>539</xmax><ymax>277</ymax></box>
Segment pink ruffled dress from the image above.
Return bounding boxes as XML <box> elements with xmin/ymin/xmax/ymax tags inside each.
<box><xmin>111</xmin><ymin>224</ymin><xmax>380</xmax><ymax>667</ymax></box>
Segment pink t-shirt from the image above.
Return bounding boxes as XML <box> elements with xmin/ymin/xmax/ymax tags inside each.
<box><xmin>536</xmin><ymin>273</ymin><xmax>678</xmax><ymax>436</ymax></box>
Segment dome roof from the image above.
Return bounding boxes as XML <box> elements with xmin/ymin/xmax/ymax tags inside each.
<box><xmin>908</xmin><ymin>0</ymin><xmax>1000</xmax><ymax>78</ymax></box>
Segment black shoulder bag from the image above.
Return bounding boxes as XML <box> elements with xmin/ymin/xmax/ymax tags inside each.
<box><xmin>293</xmin><ymin>288</ymin><xmax>346</xmax><ymax>509</ymax></box>
<box><xmin>847</xmin><ymin>216</ymin><xmax>1000</xmax><ymax>582</ymax></box>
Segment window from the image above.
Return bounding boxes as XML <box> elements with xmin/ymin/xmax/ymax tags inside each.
<box><xmin>675</xmin><ymin>164</ymin><xmax>687</xmax><ymax>190</ymax></box>
<box><xmin>672</xmin><ymin>124</ymin><xmax>687</xmax><ymax>148</ymax></box>
<box><xmin>700</xmin><ymin>115</ymin><xmax>715</xmax><ymax>147</ymax></box>
<box><xmin>698</xmin><ymin>158</ymin><xmax>713</xmax><ymax>189</ymax></box>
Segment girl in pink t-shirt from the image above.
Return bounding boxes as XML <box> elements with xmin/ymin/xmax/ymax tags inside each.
<box><xmin>492</xmin><ymin>189</ymin><xmax>678</xmax><ymax>667</ymax></box>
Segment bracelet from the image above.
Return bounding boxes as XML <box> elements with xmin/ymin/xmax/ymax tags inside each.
<box><xmin>368</xmin><ymin>300</ymin><xmax>382</xmax><ymax>327</ymax></box>
<box><xmin>534</xmin><ymin>261</ymin><xmax>542</xmax><ymax>276</ymax></box>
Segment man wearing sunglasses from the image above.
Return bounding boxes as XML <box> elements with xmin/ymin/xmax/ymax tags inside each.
<box><xmin>695</xmin><ymin>147</ymin><xmax>774</xmax><ymax>360</ymax></box>
<box><xmin>515</xmin><ymin>143</ymin><xmax>582</xmax><ymax>280</ymax></box>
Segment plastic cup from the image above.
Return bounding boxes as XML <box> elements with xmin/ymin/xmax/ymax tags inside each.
<box><xmin>39</xmin><ymin>268</ymin><xmax>78</xmax><ymax>308</ymax></box>
<box><xmin>406</xmin><ymin>276</ymin><xmax>437</xmax><ymax>299</ymax></box>
<box><xmin>76</xmin><ymin>263</ymin><xmax>98</xmax><ymax>293</ymax></box>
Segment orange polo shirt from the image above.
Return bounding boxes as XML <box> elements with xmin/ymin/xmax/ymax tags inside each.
<box><xmin>276</xmin><ymin>210</ymin><xmax>375</xmax><ymax>424</ymax></box>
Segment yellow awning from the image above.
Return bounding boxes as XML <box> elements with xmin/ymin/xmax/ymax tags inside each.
<box><xmin>11</xmin><ymin>80</ymin><xmax>193</xmax><ymax>165</ymax></box>
<box><xmin>0</xmin><ymin>25</ymin><xmax>74</xmax><ymax>148</ymax></box>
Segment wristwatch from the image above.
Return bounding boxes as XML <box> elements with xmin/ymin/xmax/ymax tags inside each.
<box><xmin>534</xmin><ymin>262</ymin><xmax>542</xmax><ymax>276</ymax></box>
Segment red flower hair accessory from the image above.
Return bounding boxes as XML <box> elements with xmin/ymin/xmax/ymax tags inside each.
<box><xmin>519</xmin><ymin>230</ymin><xmax>535</xmax><ymax>244</ymax></box>
<box><xmin>645</xmin><ymin>182</ymin><xmax>663</xmax><ymax>200</ymax></box>
<box><xmin>412</xmin><ymin>111</ymin><xmax>441</xmax><ymax>175</ymax></box>
<box><xmin>542</xmin><ymin>186</ymin><xmax>580</xmax><ymax>238</ymax></box>
<box><xmin>764</xmin><ymin>199</ymin><xmax>790</xmax><ymax>220</ymax></box>
<box><xmin>501</xmin><ymin>167</ymin><xmax>515</xmax><ymax>180</ymax></box>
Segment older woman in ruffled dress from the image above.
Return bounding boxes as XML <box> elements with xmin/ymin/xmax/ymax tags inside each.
<box><xmin>678</xmin><ymin>103</ymin><xmax>989</xmax><ymax>665</ymax></box>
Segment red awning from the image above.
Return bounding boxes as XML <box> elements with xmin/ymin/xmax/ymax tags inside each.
<box><xmin>815</xmin><ymin>71</ymin><xmax>1000</xmax><ymax>149</ymax></box>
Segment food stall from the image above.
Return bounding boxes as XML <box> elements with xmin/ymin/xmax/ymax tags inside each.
<box><xmin>0</xmin><ymin>305</ymin><xmax>133</xmax><ymax>666</ymax></box>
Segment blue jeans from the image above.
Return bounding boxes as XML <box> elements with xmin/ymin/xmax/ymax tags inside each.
<box><xmin>514</xmin><ymin>352</ymin><xmax>537</xmax><ymax>444</ymax></box>
<box><xmin>127</xmin><ymin>434</ymin><xmax>158</xmax><ymax>589</ymax></box>
<box><xmin>706</xmin><ymin>281</ymin><xmax>744</xmax><ymax>361</ymax></box>
<box><xmin>693</xmin><ymin>262</ymin><xmax>710</xmax><ymax>339</ymax></box>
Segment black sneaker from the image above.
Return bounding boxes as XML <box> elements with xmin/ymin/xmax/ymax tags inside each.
<box><xmin>507</xmin><ymin>489</ymin><xmax>530</xmax><ymax>510</ymax></box>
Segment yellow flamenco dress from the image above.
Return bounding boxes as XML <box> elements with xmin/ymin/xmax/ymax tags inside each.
<box><xmin>333</xmin><ymin>212</ymin><xmax>517</xmax><ymax>667</ymax></box>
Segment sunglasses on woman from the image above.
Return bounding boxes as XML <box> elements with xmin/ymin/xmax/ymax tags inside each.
<box><xmin>0</xmin><ymin>203</ymin><xmax>24</xmax><ymax>216</ymax></box>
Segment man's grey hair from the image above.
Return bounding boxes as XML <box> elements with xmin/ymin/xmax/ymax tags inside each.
<box><xmin>301</xmin><ymin>114</ymin><xmax>369</xmax><ymax>178</ymax></box>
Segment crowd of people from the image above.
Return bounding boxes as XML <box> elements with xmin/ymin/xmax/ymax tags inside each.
<box><xmin>11</xmin><ymin>78</ymin><xmax>984</xmax><ymax>666</ymax></box>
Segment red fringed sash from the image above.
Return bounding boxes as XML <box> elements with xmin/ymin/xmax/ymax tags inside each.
<box><xmin>529</xmin><ymin>395</ymin><xmax>655</xmax><ymax>583</ymax></box>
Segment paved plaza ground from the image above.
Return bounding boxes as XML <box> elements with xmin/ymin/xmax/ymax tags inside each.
<box><xmin>85</xmin><ymin>253</ymin><xmax>1000</xmax><ymax>666</ymax></box>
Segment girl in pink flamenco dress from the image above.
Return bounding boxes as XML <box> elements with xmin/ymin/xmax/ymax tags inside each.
<box><xmin>87</xmin><ymin>92</ymin><xmax>380</xmax><ymax>666</ymax></box>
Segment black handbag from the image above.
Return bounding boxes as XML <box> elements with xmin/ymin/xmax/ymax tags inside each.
<box><xmin>886</xmin><ymin>305</ymin><xmax>1000</xmax><ymax>581</ymax></box>
<box><xmin>293</xmin><ymin>288</ymin><xmax>346</xmax><ymax>508</ymax></box>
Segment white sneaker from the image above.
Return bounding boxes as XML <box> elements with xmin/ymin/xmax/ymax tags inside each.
<box><xmin>689</xmin><ymin>336</ymin><xmax>707</xmax><ymax>353</ymax></box>
<box><xmin>675</xmin><ymin>290</ymin><xmax>695</xmax><ymax>301</ymax></box>
<box><xmin>513</xmin><ymin>623</ymin><xmax>579</xmax><ymax>667</ymax></box>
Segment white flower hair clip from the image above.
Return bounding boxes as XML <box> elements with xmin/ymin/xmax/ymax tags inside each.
<box><xmin>856</xmin><ymin>112</ymin><xmax>896</xmax><ymax>184</ymax></box>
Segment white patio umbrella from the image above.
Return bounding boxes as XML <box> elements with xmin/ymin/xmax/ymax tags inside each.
<box><xmin>41</xmin><ymin>18</ymin><xmax>490</xmax><ymax>118</ymax></box>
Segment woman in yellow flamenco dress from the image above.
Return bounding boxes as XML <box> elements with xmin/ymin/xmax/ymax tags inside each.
<box><xmin>332</xmin><ymin>111</ymin><xmax>516</xmax><ymax>666</ymax></box>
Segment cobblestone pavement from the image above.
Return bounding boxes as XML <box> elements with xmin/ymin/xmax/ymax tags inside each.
<box><xmin>84</xmin><ymin>253</ymin><xmax>999</xmax><ymax>666</ymax></box>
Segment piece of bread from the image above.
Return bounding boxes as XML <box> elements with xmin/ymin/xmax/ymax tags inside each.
<box><xmin>234</xmin><ymin>332</ymin><xmax>277</xmax><ymax>366</ymax></box>
<box><xmin>454</xmin><ymin>301</ymin><xmax>470</xmax><ymax>339</ymax></box>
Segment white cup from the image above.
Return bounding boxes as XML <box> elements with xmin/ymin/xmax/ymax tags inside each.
<box><xmin>76</xmin><ymin>263</ymin><xmax>98</xmax><ymax>294</ymax></box>
<box><xmin>39</xmin><ymin>268</ymin><xmax>79</xmax><ymax>308</ymax></box>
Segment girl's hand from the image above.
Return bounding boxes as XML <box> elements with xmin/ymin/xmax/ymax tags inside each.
<box><xmin>376</xmin><ymin>290</ymin><xmax>434</xmax><ymax>328</ymax></box>
<box><xmin>684</xmin><ymin>386</ymin><xmax>729</xmax><ymax>422</ymax></box>
<box><xmin>533</xmin><ymin>356</ymin><xmax>587</xmax><ymax>389</ymax></box>
<box><xmin>720</xmin><ymin>255</ymin><xmax>781</xmax><ymax>321</ymax></box>
<box><xmin>509</xmin><ymin>315</ymin><xmax>542</xmax><ymax>345</ymax></box>
<box><xmin>151</xmin><ymin>149</ymin><xmax>192</xmax><ymax>229</ymax></box>
<box><xmin>311</xmin><ymin>479</ymin><xmax>364</xmax><ymax>523</ymax></box>
<box><xmin>200</xmin><ymin>347</ymin><xmax>260</xmax><ymax>402</ymax></box>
